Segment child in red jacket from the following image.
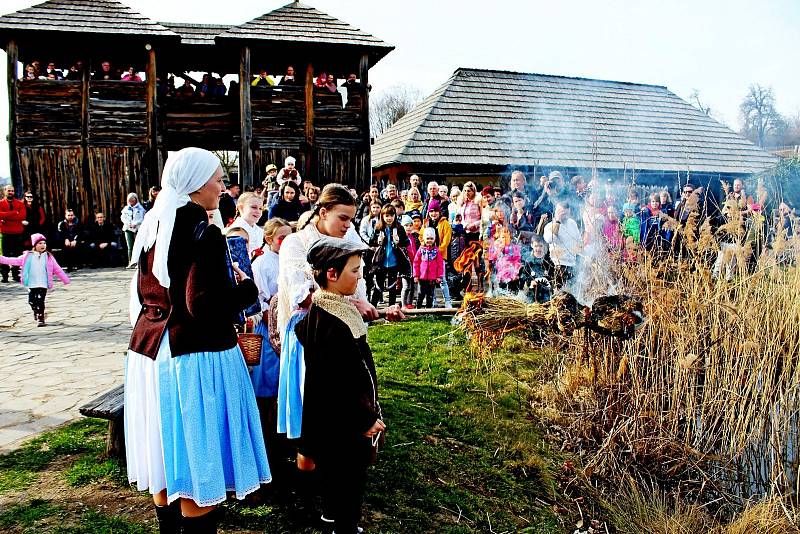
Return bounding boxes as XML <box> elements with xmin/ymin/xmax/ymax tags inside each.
<box><xmin>413</xmin><ymin>227</ymin><xmax>445</xmax><ymax>308</ymax></box>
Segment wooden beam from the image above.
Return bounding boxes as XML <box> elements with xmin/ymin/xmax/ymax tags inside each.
<box><xmin>145</xmin><ymin>46</ymin><xmax>159</xmax><ymax>188</ymax></box>
<box><xmin>81</xmin><ymin>57</ymin><xmax>91</xmax><ymax>215</ymax></box>
<box><xmin>239</xmin><ymin>46</ymin><xmax>253</xmax><ymax>188</ymax></box>
<box><xmin>6</xmin><ymin>41</ymin><xmax>19</xmax><ymax>193</ymax></box>
<box><xmin>359</xmin><ymin>54</ymin><xmax>371</xmax><ymax>191</ymax></box>
<box><xmin>304</xmin><ymin>62</ymin><xmax>314</xmax><ymax>180</ymax></box>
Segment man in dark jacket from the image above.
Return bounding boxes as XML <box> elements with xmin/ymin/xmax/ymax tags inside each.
<box><xmin>0</xmin><ymin>185</ymin><xmax>26</xmax><ymax>282</ymax></box>
<box><xmin>218</xmin><ymin>182</ymin><xmax>239</xmax><ymax>225</ymax></box>
<box><xmin>87</xmin><ymin>212</ymin><xmax>121</xmax><ymax>267</ymax></box>
<box><xmin>57</xmin><ymin>208</ymin><xmax>83</xmax><ymax>272</ymax></box>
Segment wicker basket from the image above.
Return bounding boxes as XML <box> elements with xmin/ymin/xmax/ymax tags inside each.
<box><xmin>238</xmin><ymin>320</ymin><xmax>262</xmax><ymax>366</ymax></box>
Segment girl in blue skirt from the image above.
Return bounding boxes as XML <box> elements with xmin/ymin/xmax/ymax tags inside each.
<box><xmin>250</xmin><ymin>217</ymin><xmax>292</xmax><ymax>482</ymax></box>
<box><xmin>125</xmin><ymin>147</ymin><xmax>271</xmax><ymax>533</ymax></box>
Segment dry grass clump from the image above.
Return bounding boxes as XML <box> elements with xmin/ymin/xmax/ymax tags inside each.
<box><xmin>603</xmin><ymin>478</ymin><xmax>800</xmax><ymax>534</ymax></box>
<box><xmin>538</xmin><ymin>211</ymin><xmax>800</xmax><ymax>522</ymax></box>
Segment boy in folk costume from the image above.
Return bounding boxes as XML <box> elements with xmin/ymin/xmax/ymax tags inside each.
<box><xmin>295</xmin><ymin>236</ymin><xmax>385</xmax><ymax>534</ymax></box>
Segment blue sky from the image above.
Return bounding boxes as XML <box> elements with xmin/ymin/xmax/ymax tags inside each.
<box><xmin>0</xmin><ymin>0</ymin><xmax>797</xmax><ymax>177</ymax></box>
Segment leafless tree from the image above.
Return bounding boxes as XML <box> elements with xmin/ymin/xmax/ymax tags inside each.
<box><xmin>212</xmin><ymin>150</ymin><xmax>239</xmax><ymax>178</ymax></box>
<box><xmin>370</xmin><ymin>84</ymin><xmax>424</xmax><ymax>137</ymax></box>
<box><xmin>689</xmin><ymin>89</ymin><xmax>711</xmax><ymax>116</ymax></box>
<box><xmin>739</xmin><ymin>84</ymin><xmax>783</xmax><ymax>147</ymax></box>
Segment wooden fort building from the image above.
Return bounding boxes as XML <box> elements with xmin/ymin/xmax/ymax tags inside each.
<box><xmin>0</xmin><ymin>0</ymin><xmax>392</xmax><ymax>225</ymax></box>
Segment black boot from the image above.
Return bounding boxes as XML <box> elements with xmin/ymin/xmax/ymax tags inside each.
<box><xmin>180</xmin><ymin>508</ymin><xmax>219</xmax><ymax>534</ymax></box>
<box><xmin>37</xmin><ymin>312</ymin><xmax>46</xmax><ymax>327</ymax></box>
<box><xmin>154</xmin><ymin>501</ymin><xmax>181</xmax><ymax>534</ymax></box>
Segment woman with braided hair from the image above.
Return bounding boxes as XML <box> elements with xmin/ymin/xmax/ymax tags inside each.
<box><xmin>275</xmin><ymin>183</ymin><xmax>403</xmax><ymax>435</ymax></box>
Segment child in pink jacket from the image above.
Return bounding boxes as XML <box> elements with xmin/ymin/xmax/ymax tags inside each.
<box><xmin>413</xmin><ymin>227</ymin><xmax>445</xmax><ymax>308</ymax></box>
<box><xmin>0</xmin><ymin>233</ymin><xmax>70</xmax><ymax>326</ymax></box>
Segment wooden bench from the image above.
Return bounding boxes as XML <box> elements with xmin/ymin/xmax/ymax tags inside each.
<box><xmin>79</xmin><ymin>383</ymin><xmax>125</xmax><ymax>458</ymax></box>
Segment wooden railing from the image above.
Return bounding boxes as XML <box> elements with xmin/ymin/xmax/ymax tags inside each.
<box><xmin>15</xmin><ymin>81</ymin><xmax>367</xmax><ymax>151</ymax></box>
<box><xmin>16</xmin><ymin>80</ymin><xmax>82</xmax><ymax>146</ymax></box>
<box><xmin>88</xmin><ymin>81</ymin><xmax>147</xmax><ymax>146</ymax></box>
<box><xmin>161</xmin><ymin>96</ymin><xmax>239</xmax><ymax>150</ymax></box>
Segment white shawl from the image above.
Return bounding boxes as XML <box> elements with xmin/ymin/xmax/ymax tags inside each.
<box><xmin>129</xmin><ymin>148</ymin><xmax>221</xmax><ymax>289</ymax></box>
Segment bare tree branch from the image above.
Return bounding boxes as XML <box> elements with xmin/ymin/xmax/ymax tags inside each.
<box><xmin>212</xmin><ymin>150</ymin><xmax>239</xmax><ymax>179</ymax></box>
<box><xmin>370</xmin><ymin>84</ymin><xmax>425</xmax><ymax>137</ymax></box>
<box><xmin>689</xmin><ymin>89</ymin><xmax>711</xmax><ymax>116</ymax></box>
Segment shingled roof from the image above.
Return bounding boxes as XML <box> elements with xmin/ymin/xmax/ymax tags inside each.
<box><xmin>218</xmin><ymin>1</ymin><xmax>393</xmax><ymax>52</ymax></box>
<box><xmin>0</xmin><ymin>0</ymin><xmax>178</xmax><ymax>37</ymax></box>
<box><xmin>160</xmin><ymin>22</ymin><xmax>230</xmax><ymax>46</ymax></box>
<box><xmin>372</xmin><ymin>68</ymin><xmax>779</xmax><ymax>175</ymax></box>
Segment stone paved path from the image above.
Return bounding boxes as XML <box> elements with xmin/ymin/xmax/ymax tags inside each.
<box><xmin>0</xmin><ymin>267</ymin><xmax>131</xmax><ymax>451</ymax></box>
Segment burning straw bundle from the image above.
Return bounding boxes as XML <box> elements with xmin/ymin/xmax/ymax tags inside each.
<box><xmin>460</xmin><ymin>292</ymin><xmax>582</xmax><ymax>338</ymax></box>
<box><xmin>458</xmin><ymin>292</ymin><xmax>644</xmax><ymax>347</ymax></box>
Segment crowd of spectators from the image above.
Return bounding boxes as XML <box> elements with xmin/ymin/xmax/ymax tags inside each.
<box><xmin>4</xmin><ymin>166</ymin><xmax>793</xmax><ymax>304</ymax></box>
<box><xmin>20</xmin><ymin>60</ymin><xmax>367</xmax><ymax>106</ymax></box>
<box><xmin>347</xmin><ymin>171</ymin><xmax>796</xmax><ymax>306</ymax></box>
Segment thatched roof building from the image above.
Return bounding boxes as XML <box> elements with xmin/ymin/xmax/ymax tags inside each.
<box><xmin>372</xmin><ymin>68</ymin><xmax>778</xmax><ymax>189</ymax></box>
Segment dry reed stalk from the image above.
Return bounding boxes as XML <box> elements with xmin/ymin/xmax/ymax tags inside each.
<box><xmin>530</xmin><ymin>227</ymin><xmax>800</xmax><ymax>519</ymax></box>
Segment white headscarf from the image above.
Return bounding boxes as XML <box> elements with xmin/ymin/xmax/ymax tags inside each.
<box><xmin>130</xmin><ymin>147</ymin><xmax>221</xmax><ymax>289</ymax></box>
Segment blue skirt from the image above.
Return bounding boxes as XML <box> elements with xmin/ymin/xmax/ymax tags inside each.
<box><xmin>158</xmin><ymin>343</ymin><xmax>272</xmax><ymax>506</ymax></box>
<box><xmin>250</xmin><ymin>320</ymin><xmax>280</xmax><ymax>398</ymax></box>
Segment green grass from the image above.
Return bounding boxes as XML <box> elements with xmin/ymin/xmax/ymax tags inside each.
<box><xmin>365</xmin><ymin>317</ymin><xmax>560</xmax><ymax>533</ymax></box>
<box><xmin>0</xmin><ymin>419</ymin><xmax>108</xmax><ymax>493</ymax></box>
<box><xmin>63</xmin><ymin>454</ymin><xmax>120</xmax><ymax>487</ymax></box>
<box><xmin>0</xmin><ymin>499</ymin><xmax>64</xmax><ymax>530</ymax></box>
<box><xmin>0</xmin><ymin>318</ymin><xmax>563</xmax><ymax>533</ymax></box>
<box><xmin>52</xmin><ymin>510</ymin><xmax>151</xmax><ymax>534</ymax></box>
<box><xmin>0</xmin><ymin>500</ymin><xmax>151</xmax><ymax>534</ymax></box>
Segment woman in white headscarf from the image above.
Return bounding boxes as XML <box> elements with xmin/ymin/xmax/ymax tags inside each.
<box><xmin>124</xmin><ymin>148</ymin><xmax>271</xmax><ymax>533</ymax></box>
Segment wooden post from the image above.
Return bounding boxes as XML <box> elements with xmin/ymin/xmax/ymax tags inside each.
<box><xmin>304</xmin><ymin>62</ymin><xmax>314</xmax><ymax>180</ymax></box>
<box><xmin>145</xmin><ymin>46</ymin><xmax>159</xmax><ymax>188</ymax></box>
<box><xmin>359</xmin><ymin>54</ymin><xmax>371</xmax><ymax>191</ymax></box>
<box><xmin>239</xmin><ymin>46</ymin><xmax>253</xmax><ymax>188</ymax></box>
<box><xmin>6</xmin><ymin>41</ymin><xmax>20</xmax><ymax>193</ymax></box>
<box><xmin>80</xmin><ymin>59</ymin><xmax>91</xmax><ymax>216</ymax></box>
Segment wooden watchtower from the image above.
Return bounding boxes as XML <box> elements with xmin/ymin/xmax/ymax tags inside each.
<box><xmin>0</xmin><ymin>0</ymin><xmax>393</xmax><ymax>226</ymax></box>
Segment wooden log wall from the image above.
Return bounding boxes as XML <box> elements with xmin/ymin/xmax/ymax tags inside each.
<box><xmin>17</xmin><ymin>146</ymin><xmax>148</xmax><ymax>230</ymax></box>
<box><xmin>313</xmin><ymin>90</ymin><xmax>363</xmax><ymax>150</ymax></box>
<box><xmin>16</xmin><ymin>80</ymin><xmax>82</xmax><ymax>146</ymax></box>
<box><xmin>18</xmin><ymin>147</ymin><xmax>86</xmax><ymax>225</ymax></box>
<box><xmin>161</xmin><ymin>97</ymin><xmax>239</xmax><ymax>150</ymax></box>
<box><xmin>87</xmin><ymin>146</ymin><xmax>147</xmax><ymax>220</ymax></box>
<box><xmin>315</xmin><ymin>147</ymin><xmax>369</xmax><ymax>191</ymax></box>
<box><xmin>12</xmin><ymin>75</ymin><xmax>370</xmax><ymax>224</ymax></box>
<box><xmin>251</xmin><ymin>86</ymin><xmax>306</xmax><ymax>149</ymax></box>
<box><xmin>88</xmin><ymin>81</ymin><xmax>147</xmax><ymax>146</ymax></box>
